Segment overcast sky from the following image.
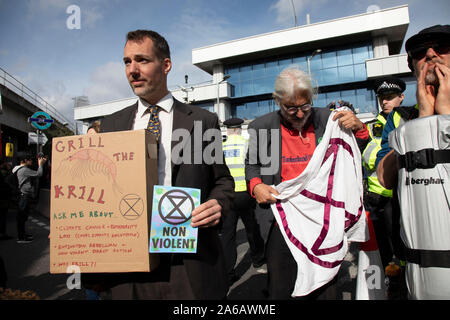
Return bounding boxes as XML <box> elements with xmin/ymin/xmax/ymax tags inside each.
<box><xmin>0</xmin><ymin>0</ymin><xmax>448</xmax><ymax>124</ymax></box>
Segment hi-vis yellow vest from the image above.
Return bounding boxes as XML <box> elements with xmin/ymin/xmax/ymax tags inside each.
<box><xmin>223</xmin><ymin>134</ymin><xmax>247</xmax><ymax>192</ymax></box>
<box><xmin>362</xmin><ymin>114</ymin><xmax>393</xmax><ymax>197</ymax></box>
<box><xmin>392</xmin><ymin>104</ymin><xmax>419</xmax><ymax>128</ymax></box>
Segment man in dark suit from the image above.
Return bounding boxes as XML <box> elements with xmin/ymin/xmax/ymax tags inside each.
<box><xmin>84</xmin><ymin>30</ymin><xmax>234</xmax><ymax>300</ymax></box>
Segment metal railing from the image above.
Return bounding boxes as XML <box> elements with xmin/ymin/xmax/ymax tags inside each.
<box><xmin>0</xmin><ymin>67</ymin><xmax>75</xmax><ymax>132</ymax></box>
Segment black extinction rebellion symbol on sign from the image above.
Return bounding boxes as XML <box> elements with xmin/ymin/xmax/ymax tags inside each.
<box><xmin>158</xmin><ymin>189</ymin><xmax>195</xmax><ymax>225</ymax></box>
<box><xmin>119</xmin><ymin>194</ymin><xmax>144</xmax><ymax>220</ymax></box>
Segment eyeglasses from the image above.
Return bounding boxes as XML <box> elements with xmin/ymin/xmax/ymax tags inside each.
<box><xmin>281</xmin><ymin>102</ymin><xmax>312</xmax><ymax>114</ymax></box>
<box><xmin>408</xmin><ymin>41</ymin><xmax>450</xmax><ymax>60</ymax></box>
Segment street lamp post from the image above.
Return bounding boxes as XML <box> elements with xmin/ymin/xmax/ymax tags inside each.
<box><xmin>216</xmin><ymin>75</ymin><xmax>230</xmax><ymax>121</ymax></box>
<box><xmin>307</xmin><ymin>49</ymin><xmax>322</xmax><ymax>75</ymax></box>
<box><xmin>178</xmin><ymin>85</ymin><xmax>194</xmax><ymax>103</ymax></box>
<box><xmin>290</xmin><ymin>0</ymin><xmax>298</xmax><ymax>27</ymax></box>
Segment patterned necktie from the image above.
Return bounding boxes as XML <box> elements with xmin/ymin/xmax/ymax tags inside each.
<box><xmin>146</xmin><ymin>105</ymin><xmax>160</xmax><ymax>141</ymax></box>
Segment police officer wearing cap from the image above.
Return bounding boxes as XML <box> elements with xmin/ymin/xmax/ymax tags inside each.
<box><xmin>374</xmin><ymin>76</ymin><xmax>406</xmax><ymax>116</ymax></box>
<box><xmin>220</xmin><ymin>118</ymin><xmax>265</xmax><ymax>286</ymax></box>
<box><xmin>362</xmin><ymin>76</ymin><xmax>406</xmax><ymax>269</ymax></box>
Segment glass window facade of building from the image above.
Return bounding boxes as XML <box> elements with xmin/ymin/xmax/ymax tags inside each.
<box><xmin>226</xmin><ymin>42</ymin><xmax>378</xmax><ymax>119</ymax></box>
<box><xmin>231</xmin><ymin>98</ymin><xmax>278</xmax><ymax>120</ymax></box>
<box><xmin>196</xmin><ymin>102</ymin><xmax>214</xmax><ymax>113</ymax></box>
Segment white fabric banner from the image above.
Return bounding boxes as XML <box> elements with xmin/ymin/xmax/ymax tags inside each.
<box><xmin>356</xmin><ymin>212</ymin><xmax>387</xmax><ymax>300</ymax></box>
<box><xmin>271</xmin><ymin>110</ymin><xmax>368</xmax><ymax>297</ymax></box>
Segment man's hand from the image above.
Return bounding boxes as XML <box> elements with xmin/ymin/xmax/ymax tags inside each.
<box><xmin>191</xmin><ymin>199</ymin><xmax>222</xmax><ymax>228</ymax></box>
<box><xmin>253</xmin><ymin>183</ymin><xmax>279</xmax><ymax>204</ymax></box>
<box><xmin>332</xmin><ymin>110</ymin><xmax>364</xmax><ymax>131</ymax></box>
<box><xmin>417</xmin><ymin>62</ymin><xmax>437</xmax><ymax>117</ymax></box>
<box><xmin>377</xmin><ymin>149</ymin><xmax>398</xmax><ymax>189</ymax></box>
<box><xmin>434</xmin><ymin>62</ymin><xmax>450</xmax><ymax>115</ymax></box>
<box><xmin>38</xmin><ymin>156</ymin><xmax>48</xmax><ymax>167</ymax></box>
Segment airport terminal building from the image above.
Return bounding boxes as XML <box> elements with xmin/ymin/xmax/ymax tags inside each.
<box><xmin>74</xmin><ymin>5</ymin><xmax>416</xmax><ymax>131</ymax></box>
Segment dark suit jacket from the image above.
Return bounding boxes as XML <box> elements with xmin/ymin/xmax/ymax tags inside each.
<box><xmin>245</xmin><ymin>107</ymin><xmax>331</xmax><ymax>242</ymax></box>
<box><xmin>84</xmin><ymin>98</ymin><xmax>234</xmax><ymax>299</ymax></box>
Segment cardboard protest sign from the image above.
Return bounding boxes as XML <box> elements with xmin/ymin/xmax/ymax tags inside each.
<box><xmin>149</xmin><ymin>185</ymin><xmax>200</xmax><ymax>253</ymax></box>
<box><xmin>50</xmin><ymin>130</ymin><xmax>159</xmax><ymax>273</ymax></box>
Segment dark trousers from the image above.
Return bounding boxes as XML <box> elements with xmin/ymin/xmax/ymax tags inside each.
<box><xmin>266</xmin><ymin>224</ymin><xmax>337</xmax><ymax>300</ymax></box>
<box><xmin>106</xmin><ymin>256</ymin><xmax>196</xmax><ymax>299</ymax></box>
<box><xmin>0</xmin><ymin>256</ymin><xmax>7</xmax><ymax>287</ymax></box>
<box><xmin>93</xmin><ymin>254</ymin><xmax>197</xmax><ymax>300</ymax></box>
<box><xmin>220</xmin><ymin>191</ymin><xmax>265</xmax><ymax>278</ymax></box>
<box><xmin>364</xmin><ymin>192</ymin><xmax>394</xmax><ymax>268</ymax></box>
<box><xmin>0</xmin><ymin>200</ymin><xmax>9</xmax><ymax>235</ymax></box>
<box><xmin>17</xmin><ymin>194</ymin><xmax>31</xmax><ymax>239</ymax></box>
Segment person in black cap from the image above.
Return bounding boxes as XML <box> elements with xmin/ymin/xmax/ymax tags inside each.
<box><xmin>375</xmin><ymin>25</ymin><xmax>450</xmax><ymax>299</ymax></box>
<box><xmin>362</xmin><ymin>76</ymin><xmax>406</xmax><ymax>272</ymax></box>
<box><xmin>377</xmin><ymin>24</ymin><xmax>450</xmax><ymax>186</ymax></box>
<box><xmin>220</xmin><ymin>118</ymin><xmax>265</xmax><ymax>286</ymax></box>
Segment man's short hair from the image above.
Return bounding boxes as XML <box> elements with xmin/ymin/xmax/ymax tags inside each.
<box><xmin>126</xmin><ymin>29</ymin><xmax>171</xmax><ymax>61</ymax></box>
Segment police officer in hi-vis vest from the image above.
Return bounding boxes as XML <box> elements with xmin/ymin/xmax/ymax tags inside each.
<box><xmin>220</xmin><ymin>118</ymin><xmax>265</xmax><ymax>286</ymax></box>
<box><xmin>362</xmin><ymin>76</ymin><xmax>405</xmax><ymax>268</ymax></box>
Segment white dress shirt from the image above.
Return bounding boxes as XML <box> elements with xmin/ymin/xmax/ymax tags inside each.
<box><xmin>132</xmin><ymin>93</ymin><xmax>173</xmax><ymax>186</ymax></box>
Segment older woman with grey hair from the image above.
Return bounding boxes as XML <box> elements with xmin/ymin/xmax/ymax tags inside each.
<box><xmin>245</xmin><ymin>65</ymin><xmax>368</xmax><ymax>299</ymax></box>
<box><xmin>272</xmin><ymin>67</ymin><xmax>318</xmax><ymax>131</ymax></box>
<box><xmin>273</xmin><ymin>66</ymin><xmax>318</xmax><ymax>101</ymax></box>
